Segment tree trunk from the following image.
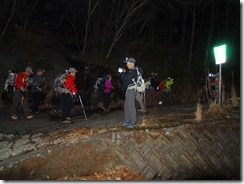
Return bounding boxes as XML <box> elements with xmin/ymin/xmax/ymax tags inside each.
<box><xmin>0</xmin><ymin>0</ymin><xmax>16</xmax><ymax>43</ymax></box>
<box><xmin>186</xmin><ymin>1</ymin><xmax>196</xmax><ymax>75</ymax></box>
<box><xmin>163</xmin><ymin>16</ymin><xmax>173</xmax><ymax>74</ymax></box>
<box><xmin>224</xmin><ymin>1</ymin><xmax>230</xmax><ymax>41</ymax></box>
<box><xmin>180</xmin><ymin>6</ymin><xmax>187</xmax><ymax>48</ymax></box>
<box><xmin>182</xmin><ymin>1</ymin><xmax>197</xmax><ymax>100</ymax></box>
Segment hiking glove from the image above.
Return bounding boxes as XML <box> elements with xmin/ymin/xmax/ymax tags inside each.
<box><xmin>118</xmin><ymin>68</ymin><xmax>124</xmax><ymax>73</ymax></box>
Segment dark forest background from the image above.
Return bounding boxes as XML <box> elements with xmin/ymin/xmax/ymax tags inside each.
<box><xmin>0</xmin><ymin>0</ymin><xmax>240</xmax><ymax>102</ymax></box>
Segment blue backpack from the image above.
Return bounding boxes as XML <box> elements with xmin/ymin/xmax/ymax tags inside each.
<box><xmin>94</xmin><ymin>76</ymin><xmax>107</xmax><ymax>91</ymax></box>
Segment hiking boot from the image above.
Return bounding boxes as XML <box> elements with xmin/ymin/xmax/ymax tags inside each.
<box><xmin>102</xmin><ymin>107</ymin><xmax>109</xmax><ymax>112</ymax></box>
<box><xmin>121</xmin><ymin>121</ymin><xmax>130</xmax><ymax>126</ymax></box>
<box><xmin>61</xmin><ymin>120</ymin><xmax>71</xmax><ymax>124</ymax></box>
<box><xmin>66</xmin><ymin>117</ymin><xmax>72</xmax><ymax>121</ymax></box>
<box><xmin>26</xmin><ymin>115</ymin><xmax>34</xmax><ymax>120</ymax></box>
<box><xmin>10</xmin><ymin>115</ymin><xmax>18</xmax><ymax>120</ymax></box>
<box><xmin>126</xmin><ymin>122</ymin><xmax>137</xmax><ymax>128</ymax></box>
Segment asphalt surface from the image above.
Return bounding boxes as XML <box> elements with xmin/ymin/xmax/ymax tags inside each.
<box><xmin>0</xmin><ymin>105</ymin><xmax>125</xmax><ymax>134</ymax></box>
<box><xmin>0</xmin><ymin>103</ymin><xmax>197</xmax><ymax>135</ymax></box>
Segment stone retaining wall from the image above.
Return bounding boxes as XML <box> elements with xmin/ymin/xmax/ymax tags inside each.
<box><xmin>0</xmin><ymin>120</ymin><xmax>240</xmax><ymax>180</ymax></box>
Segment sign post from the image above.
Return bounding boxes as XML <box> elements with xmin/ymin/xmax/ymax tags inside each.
<box><xmin>213</xmin><ymin>44</ymin><xmax>227</xmax><ymax>105</ymax></box>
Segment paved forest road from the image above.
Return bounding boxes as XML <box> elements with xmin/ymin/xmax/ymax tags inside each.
<box><xmin>0</xmin><ymin>103</ymin><xmax>197</xmax><ymax>135</ymax></box>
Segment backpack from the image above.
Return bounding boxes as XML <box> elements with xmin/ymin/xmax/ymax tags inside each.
<box><xmin>128</xmin><ymin>67</ymin><xmax>146</xmax><ymax>92</ymax></box>
<box><xmin>4</xmin><ymin>70</ymin><xmax>17</xmax><ymax>92</ymax></box>
<box><xmin>51</xmin><ymin>73</ymin><xmax>68</xmax><ymax>93</ymax></box>
<box><xmin>94</xmin><ymin>76</ymin><xmax>107</xmax><ymax>91</ymax></box>
<box><xmin>26</xmin><ymin>75</ymin><xmax>34</xmax><ymax>91</ymax></box>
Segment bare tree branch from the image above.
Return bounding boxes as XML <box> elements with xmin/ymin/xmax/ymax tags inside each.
<box><xmin>23</xmin><ymin>0</ymin><xmax>39</xmax><ymax>33</ymax></box>
<box><xmin>62</xmin><ymin>0</ymin><xmax>82</xmax><ymax>52</ymax></box>
<box><xmin>82</xmin><ymin>0</ymin><xmax>101</xmax><ymax>55</ymax></box>
<box><xmin>106</xmin><ymin>0</ymin><xmax>149</xmax><ymax>58</ymax></box>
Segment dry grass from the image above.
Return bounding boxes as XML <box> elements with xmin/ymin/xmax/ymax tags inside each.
<box><xmin>205</xmin><ymin>100</ymin><xmax>234</xmax><ymax>119</ymax></box>
<box><xmin>208</xmin><ymin>100</ymin><xmax>221</xmax><ymax>114</ymax></box>
<box><xmin>59</xmin><ymin>166</ymin><xmax>144</xmax><ymax>180</ymax></box>
<box><xmin>194</xmin><ymin>103</ymin><xmax>202</xmax><ymax>122</ymax></box>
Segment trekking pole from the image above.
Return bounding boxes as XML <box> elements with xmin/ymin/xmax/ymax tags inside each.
<box><xmin>143</xmin><ymin>91</ymin><xmax>146</xmax><ymax>112</ymax></box>
<box><xmin>79</xmin><ymin>95</ymin><xmax>87</xmax><ymax>120</ymax></box>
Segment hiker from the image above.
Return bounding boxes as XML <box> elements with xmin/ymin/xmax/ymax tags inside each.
<box><xmin>10</xmin><ymin>67</ymin><xmax>34</xmax><ymax>120</ymax></box>
<box><xmin>102</xmin><ymin>74</ymin><xmax>113</xmax><ymax>111</ymax></box>
<box><xmin>136</xmin><ymin>91</ymin><xmax>147</xmax><ymax>114</ymax></box>
<box><xmin>51</xmin><ymin>69</ymin><xmax>69</xmax><ymax>114</ymax></box>
<box><xmin>164</xmin><ymin>77</ymin><xmax>174</xmax><ymax>104</ymax></box>
<box><xmin>157</xmin><ymin>79</ymin><xmax>165</xmax><ymax>105</ymax></box>
<box><xmin>90</xmin><ymin>75</ymin><xmax>107</xmax><ymax>109</ymax></box>
<box><xmin>118</xmin><ymin>57</ymin><xmax>143</xmax><ymax>128</ymax></box>
<box><xmin>60</xmin><ymin>67</ymin><xmax>78</xmax><ymax>123</ymax></box>
<box><xmin>30</xmin><ymin>68</ymin><xmax>46</xmax><ymax>113</ymax></box>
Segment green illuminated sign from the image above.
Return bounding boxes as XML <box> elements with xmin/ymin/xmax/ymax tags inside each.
<box><xmin>213</xmin><ymin>44</ymin><xmax>227</xmax><ymax>65</ymax></box>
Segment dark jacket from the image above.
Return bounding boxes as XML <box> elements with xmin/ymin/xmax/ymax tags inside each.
<box><xmin>120</xmin><ymin>66</ymin><xmax>143</xmax><ymax>90</ymax></box>
<box><xmin>32</xmin><ymin>74</ymin><xmax>45</xmax><ymax>92</ymax></box>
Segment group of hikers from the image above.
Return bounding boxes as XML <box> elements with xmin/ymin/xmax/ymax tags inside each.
<box><xmin>3</xmin><ymin>57</ymin><xmax>174</xmax><ymax>128</ymax></box>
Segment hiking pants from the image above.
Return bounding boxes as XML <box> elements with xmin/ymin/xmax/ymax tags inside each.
<box><xmin>92</xmin><ymin>90</ymin><xmax>103</xmax><ymax>107</ymax></box>
<box><xmin>136</xmin><ymin>91</ymin><xmax>146</xmax><ymax>112</ymax></box>
<box><xmin>30</xmin><ymin>91</ymin><xmax>44</xmax><ymax>113</ymax></box>
<box><xmin>103</xmin><ymin>92</ymin><xmax>111</xmax><ymax>110</ymax></box>
<box><xmin>10</xmin><ymin>90</ymin><xmax>30</xmax><ymax>116</ymax></box>
<box><xmin>164</xmin><ymin>90</ymin><xmax>171</xmax><ymax>104</ymax></box>
<box><xmin>61</xmin><ymin>93</ymin><xmax>73</xmax><ymax>121</ymax></box>
<box><xmin>124</xmin><ymin>89</ymin><xmax>137</xmax><ymax>123</ymax></box>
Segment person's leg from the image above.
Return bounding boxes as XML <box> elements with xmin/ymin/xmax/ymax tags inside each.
<box><xmin>92</xmin><ymin>91</ymin><xmax>102</xmax><ymax>107</ymax></box>
<box><xmin>30</xmin><ymin>92</ymin><xmax>40</xmax><ymax>112</ymax></box>
<box><xmin>126</xmin><ymin>90</ymin><xmax>137</xmax><ymax>123</ymax></box>
<box><xmin>65</xmin><ymin>94</ymin><xmax>73</xmax><ymax>118</ymax></box>
<box><xmin>103</xmin><ymin>92</ymin><xmax>110</xmax><ymax>109</ymax></box>
<box><xmin>20</xmin><ymin>93</ymin><xmax>33</xmax><ymax>118</ymax></box>
<box><xmin>124</xmin><ymin>90</ymin><xmax>130</xmax><ymax>122</ymax></box>
<box><xmin>107</xmin><ymin>93</ymin><xmax>112</xmax><ymax>109</ymax></box>
<box><xmin>35</xmin><ymin>92</ymin><xmax>42</xmax><ymax>112</ymax></box>
<box><xmin>10</xmin><ymin>90</ymin><xmax>20</xmax><ymax>118</ymax></box>
<box><xmin>136</xmin><ymin>92</ymin><xmax>146</xmax><ymax>112</ymax></box>
<box><xmin>136</xmin><ymin>92</ymin><xmax>143</xmax><ymax>111</ymax></box>
<box><xmin>61</xmin><ymin>93</ymin><xmax>67</xmax><ymax>121</ymax></box>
